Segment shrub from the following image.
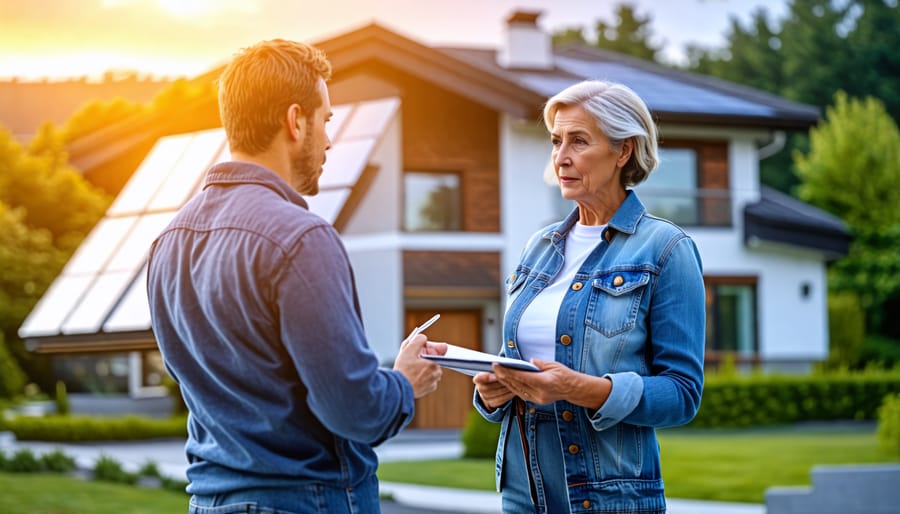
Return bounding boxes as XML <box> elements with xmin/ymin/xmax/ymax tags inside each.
<box><xmin>0</xmin><ymin>449</ymin><xmax>7</xmax><ymax>470</ymax></box>
<box><xmin>877</xmin><ymin>393</ymin><xmax>900</xmax><ymax>458</ymax></box>
<box><xmin>827</xmin><ymin>292</ymin><xmax>866</xmax><ymax>368</ymax></box>
<box><xmin>41</xmin><ymin>449</ymin><xmax>76</xmax><ymax>473</ymax></box>
<box><xmin>54</xmin><ymin>381</ymin><xmax>70</xmax><ymax>416</ymax></box>
<box><xmin>137</xmin><ymin>460</ymin><xmax>161</xmax><ymax>478</ymax></box>
<box><xmin>0</xmin><ymin>332</ymin><xmax>26</xmax><ymax>399</ymax></box>
<box><xmin>93</xmin><ymin>455</ymin><xmax>136</xmax><ymax>485</ymax></box>
<box><xmin>7</xmin><ymin>448</ymin><xmax>42</xmax><ymax>472</ymax></box>
<box><xmin>2</xmin><ymin>414</ymin><xmax>186</xmax><ymax>442</ymax></box>
<box><xmin>461</xmin><ymin>408</ymin><xmax>501</xmax><ymax>459</ymax></box>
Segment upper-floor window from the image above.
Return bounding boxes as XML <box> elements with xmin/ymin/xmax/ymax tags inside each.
<box><xmin>404</xmin><ymin>171</ymin><xmax>461</xmax><ymax>232</ymax></box>
<box><xmin>635</xmin><ymin>148</ymin><xmax>699</xmax><ymax>225</ymax></box>
<box><xmin>633</xmin><ymin>145</ymin><xmax>731</xmax><ymax>227</ymax></box>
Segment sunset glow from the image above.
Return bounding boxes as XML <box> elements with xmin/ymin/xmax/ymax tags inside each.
<box><xmin>0</xmin><ymin>0</ymin><xmax>789</xmax><ymax>81</ymax></box>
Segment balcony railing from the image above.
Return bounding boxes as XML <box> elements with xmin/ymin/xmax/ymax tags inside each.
<box><xmin>636</xmin><ymin>187</ymin><xmax>732</xmax><ymax>227</ymax></box>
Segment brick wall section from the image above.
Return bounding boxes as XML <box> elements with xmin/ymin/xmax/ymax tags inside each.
<box><xmin>332</xmin><ymin>62</ymin><xmax>501</xmax><ymax>233</ymax></box>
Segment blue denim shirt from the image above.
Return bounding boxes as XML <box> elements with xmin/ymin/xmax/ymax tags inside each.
<box><xmin>147</xmin><ymin>162</ymin><xmax>414</xmax><ymax>496</ymax></box>
<box><xmin>476</xmin><ymin>191</ymin><xmax>705</xmax><ymax>512</ymax></box>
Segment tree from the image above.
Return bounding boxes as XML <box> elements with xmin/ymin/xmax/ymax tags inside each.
<box><xmin>795</xmin><ymin>92</ymin><xmax>900</xmax><ymax>332</ymax></box>
<box><xmin>0</xmin><ymin>125</ymin><xmax>109</xmax><ymax>392</ymax></box>
<box><xmin>685</xmin><ymin>0</ymin><xmax>900</xmax><ymax>195</ymax></box>
<box><xmin>0</xmin><ymin>126</ymin><xmax>110</xmax><ymax>253</ymax></box>
<box><xmin>0</xmin><ymin>329</ymin><xmax>26</xmax><ymax>398</ymax></box>
<box><xmin>685</xmin><ymin>8</ymin><xmax>784</xmax><ymax>94</ymax></box>
<box><xmin>0</xmin><ymin>202</ymin><xmax>64</xmax><ymax>398</ymax></box>
<box><xmin>61</xmin><ymin>97</ymin><xmax>145</xmax><ymax>143</ymax></box>
<box><xmin>553</xmin><ymin>3</ymin><xmax>661</xmax><ymax>62</ymax></box>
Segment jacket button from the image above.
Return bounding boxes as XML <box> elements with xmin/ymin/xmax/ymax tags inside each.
<box><xmin>571</xmin><ymin>282</ymin><xmax>583</xmax><ymax>291</ymax></box>
<box><xmin>528</xmin><ymin>407</ymin><xmax>536</xmax><ymax>414</ymax></box>
<box><xmin>582</xmin><ymin>500</ymin><xmax>591</xmax><ymax>509</ymax></box>
<box><xmin>568</xmin><ymin>444</ymin><xmax>579</xmax><ymax>454</ymax></box>
<box><xmin>561</xmin><ymin>410</ymin><xmax>574</xmax><ymax>422</ymax></box>
<box><xmin>507</xmin><ymin>340</ymin><xmax>515</xmax><ymax>348</ymax></box>
<box><xmin>509</xmin><ymin>273</ymin><xmax>516</xmax><ymax>282</ymax></box>
<box><xmin>613</xmin><ymin>275</ymin><xmax>624</xmax><ymax>287</ymax></box>
<box><xmin>560</xmin><ymin>334</ymin><xmax>572</xmax><ymax>345</ymax></box>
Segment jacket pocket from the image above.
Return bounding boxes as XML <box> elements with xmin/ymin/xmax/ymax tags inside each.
<box><xmin>585</xmin><ymin>270</ymin><xmax>650</xmax><ymax>337</ymax></box>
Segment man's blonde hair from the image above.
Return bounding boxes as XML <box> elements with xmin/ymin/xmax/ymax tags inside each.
<box><xmin>218</xmin><ymin>39</ymin><xmax>332</xmax><ymax>155</ymax></box>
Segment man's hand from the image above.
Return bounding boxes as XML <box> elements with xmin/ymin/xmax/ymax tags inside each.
<box><xmin>393</xmin><ymin>334</ymin><xmax>447</xmax><ymax>399</ymax></box>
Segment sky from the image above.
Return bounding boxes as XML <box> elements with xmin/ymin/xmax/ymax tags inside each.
<box><xmin>0</xmin><ymin>0</ymin><xmax>788</xmax><ymax>81</ymax></box>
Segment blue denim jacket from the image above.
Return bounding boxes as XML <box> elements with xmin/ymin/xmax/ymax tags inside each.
<box><xmin>147</xmin><ymin>162</ymin><xmax>414</xmax><ymax>497</ymax></box>
<box><xmin>476</xmin><ymin>191</ymin><xmax>705</xmax><ymax>512</ymax></box>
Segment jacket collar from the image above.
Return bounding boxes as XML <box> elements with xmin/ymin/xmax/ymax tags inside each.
<box><xmin>543</xmin><ymin>190</ymin><xmax>646</xmax><ymax>244</ymax></box>
<box><xmin>203</xmin><ymin>161</ymin><xmax>309</xmax><ymax>210</ymax></box>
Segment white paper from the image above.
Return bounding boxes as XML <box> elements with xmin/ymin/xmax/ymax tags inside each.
<box><xmin>421</xmin><ymin>344</ymin><xmax>540</xmax><ymax>376</ymax></box>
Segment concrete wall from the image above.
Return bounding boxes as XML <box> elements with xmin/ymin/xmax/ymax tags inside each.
<box><xmin>767</xmin><ymin>464</ymin><xmax>900</xmax><ymax>514</ymax></box>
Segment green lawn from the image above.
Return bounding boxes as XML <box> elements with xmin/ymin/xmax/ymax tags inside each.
<box><xmin>0</xmin><ymin>472</ymin><xmax>188</xmax><ymax>514</ymax></box>
<box><xmin>1</xmin><ymin>423</ymin><xmax>894</xmax><ymax>511</ymax></box>
<box><xmin>378</xmin><ymin>422</ymin><xmax>898</xmax><ymax>504</ymax></box>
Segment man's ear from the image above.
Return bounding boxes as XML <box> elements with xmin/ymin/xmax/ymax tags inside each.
<box><xmin>287</xmin><ymin>104</ymin><xmax>305</xmax><ymax>141</ymax></box>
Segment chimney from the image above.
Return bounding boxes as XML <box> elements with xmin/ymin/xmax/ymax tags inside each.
<box><xmin>497</xmin><ymin>10</ymin><xmax>553</xmax><ymax>70</ymax></box>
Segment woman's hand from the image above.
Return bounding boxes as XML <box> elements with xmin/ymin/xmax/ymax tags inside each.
<box><xmin>473</xmin><ymin>372</ymin><xmax>516</xmax><ymax>411</ymax></box>
<box><xmin>492</xmin><ymin>359</ymin><xmax>612</xmax><ymax>410</ymax></box>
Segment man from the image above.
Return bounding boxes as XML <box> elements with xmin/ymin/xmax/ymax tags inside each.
<box><xmin>147</xmin><ymin>39</ymin><xmax>446</xmax><ymax>514</ymax></box>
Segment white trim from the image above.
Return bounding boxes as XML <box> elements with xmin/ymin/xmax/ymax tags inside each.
<box><xmin>343</xmin><ymin>232</ymin><xmax>505</xmax><ymax>252</ymax></box>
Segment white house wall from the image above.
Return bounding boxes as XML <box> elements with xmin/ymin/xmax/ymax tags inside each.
<box><xmin>500</xmin><ymin>113</ymin><xmax>559</xmax><ymax>281</ymax></box>
<box><xmin>342</xmin><ymin>109</ymin><xmax>403</xmax><ymax>235</ymax></box>
<box><xmin>341</xmin><ymin>110</ymin><xmax>404</xmax><ymax>363</ymax></box>
<box><xmin>345</xmin><ymin>247</ymin><xmax>403</xmax><ymax>364</ymax></box>
<box><xmin>688</xmin><ymin>134</ymin><xmax>829</xmax><ymax>366</ymax></box>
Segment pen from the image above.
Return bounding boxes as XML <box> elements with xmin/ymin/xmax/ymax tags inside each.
<box><xmin>408</xmin><ymin>313</ymin><xmax>441</xmax><ymax>340</ymax></box>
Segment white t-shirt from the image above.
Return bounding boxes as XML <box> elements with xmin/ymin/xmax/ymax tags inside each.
<box><xmin>516</xmin><ymin>223</ymin><xmax>606</xmax><ymax>362</ymax></box>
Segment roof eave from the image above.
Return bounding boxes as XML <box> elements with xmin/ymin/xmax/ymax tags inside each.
<box><xmin>23</xmin><ymin>330</ymin><xmax>156</xmax><ymax>354</ymax></box>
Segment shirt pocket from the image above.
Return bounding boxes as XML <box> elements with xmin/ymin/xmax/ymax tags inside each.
<box><xmin>585</xmin><ymin>270</ymin><xmax>651</xmax><ymax>337</ymax></box>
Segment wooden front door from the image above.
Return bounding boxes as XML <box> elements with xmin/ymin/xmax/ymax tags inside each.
<box><xmin>405</xmin><ymin>309</ymin><xmax>481</xmax><ymax>429</ymax></box>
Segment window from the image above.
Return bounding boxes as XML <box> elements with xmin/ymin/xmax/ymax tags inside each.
<box><xmin>404</xmin><ymin>171</ymin><xmax>461</xmax><ymax>232</ymax></box>
<box><xmin>705</xmin><ymin>277</ymin><xmax>758</xmax><ymax>360</ymax></box>
<box><xmin>634</xmin><ymin>148</ymin><xmax>699</xmax><ymax>225</ymax></box>
<box><xmin>53</xmin><ymin>353</ymin><xmax>131</xmax><ymax>394</ymax></box>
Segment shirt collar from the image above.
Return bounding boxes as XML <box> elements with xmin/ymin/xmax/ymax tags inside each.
<box><xmin>203</xmin><ymin>161</ymin><xmax>309</xmax><ymax>210</ymax></box>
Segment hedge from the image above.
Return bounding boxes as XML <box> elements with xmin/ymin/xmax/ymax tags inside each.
<box><xmin>0</xmin><ymin>415</ymin><xmax>187</xmax><ymax>442</ymax></box>
<box><xmin>459</xmin><ymin>370</ymin><xmax>900</xmax><ymax>456</ymax></box>
<box><xmin>690</xmin><ymin>369</ymin><xmax>900</xmax><ymax>428</ymax></box>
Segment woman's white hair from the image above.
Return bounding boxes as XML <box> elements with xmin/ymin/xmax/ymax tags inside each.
<box><xmin>542</xmin><ymin>80</ymin><xmax>659</xmax><ymax>187</ymax></box>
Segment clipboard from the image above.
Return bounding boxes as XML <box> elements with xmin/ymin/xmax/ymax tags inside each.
<box><xmin>422</xmin><ymin>344</ymin><xmax>540</xmax><ymax>376</ymax></box>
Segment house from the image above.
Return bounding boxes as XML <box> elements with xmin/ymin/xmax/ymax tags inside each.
<box><xmin>17</xmin><ymin>10</ymin><xmax>850</xmax><ymax>428</ymax></box>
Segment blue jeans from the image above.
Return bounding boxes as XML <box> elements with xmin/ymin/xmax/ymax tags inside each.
<box><xmin>501</xmin><ymin>403</ymin><xmax>569</xmax><ymax>514</ymax></box>
<box><xmin>188</xmin><ymin>475</ymin><xmax>380</xmax><ymax>514</ymax></box>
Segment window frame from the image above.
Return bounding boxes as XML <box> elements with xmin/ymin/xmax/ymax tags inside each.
<box><xmin>402</xmin><ymin>169</ymin><xmax>464</xmax><ymax>233</ymax></box>
<box><xmin>704</xmin><ymin>275</ymin><xmax>759</xmax><ymax>369</ymax></box>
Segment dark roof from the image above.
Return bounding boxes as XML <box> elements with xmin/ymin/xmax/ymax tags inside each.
<box><xmin>66</xmin><ymin>21</ymin><xmax>821</xmax><ymax>179</ymax></box>
<box><xmin>438</xmin><ymin>44</ymin><xmax>820</xmax><ymax>130</ymax></box>
<box><xmin>744</xmin><ymin>186</ymin><xmax>852</xmax><ymax>261</ymax></box>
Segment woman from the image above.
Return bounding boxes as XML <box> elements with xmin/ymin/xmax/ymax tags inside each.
<box><xmin>473</xmin><ymin>80</ymin><xmax>706</xmax><ymax>514</ymax></box>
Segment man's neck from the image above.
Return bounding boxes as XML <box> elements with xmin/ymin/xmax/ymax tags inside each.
<box><xmin>230</xmin><ymin>148</ymin><xmax>290</xmax><ymax>184</ymax></box>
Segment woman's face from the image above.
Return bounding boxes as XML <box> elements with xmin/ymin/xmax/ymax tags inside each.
<box><xmin>550</xmin><ymin>104</ymin><xmax>629</xmax><ymax>205</ymax></box>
